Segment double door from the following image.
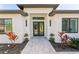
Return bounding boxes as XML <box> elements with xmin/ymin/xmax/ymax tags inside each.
<box><xmin>33</xmin><ymin>22</ymin><xmax>44</xmax><ymax>36</ymax></box>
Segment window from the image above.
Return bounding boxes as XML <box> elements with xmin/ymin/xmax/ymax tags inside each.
<box><xmin>0</xmin><ymin>18</ymin><xmax>12</xmax><ymax>34</ymax></box>
<box><xmin>62</xmin><ymin>18</ymin><xmax>78</xmax><ymax>33</ymax></box>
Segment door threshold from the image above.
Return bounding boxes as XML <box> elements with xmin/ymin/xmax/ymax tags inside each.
<box><xmin>31</xmin><ymin>36</ymin><xmax>47</xmax><ymax>38</ymax></box>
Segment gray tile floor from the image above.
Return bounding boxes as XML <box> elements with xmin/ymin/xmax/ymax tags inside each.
<box><xmin>21</xmin><ymin>37</ymin><xmax>56</xmax><ymax>54</ymax></box>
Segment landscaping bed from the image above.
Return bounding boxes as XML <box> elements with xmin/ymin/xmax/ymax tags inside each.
<box><xmin>51</xmin><ymin>43</ymin><xmax>79</xmax><ymax>52</ymax></box>
<box><xmin>0</xmin><ymin>39</ymin><xmax>29</xmax><ymax>54</ymax></box>
<box><xmin>49</xmin><ymin>41</ymin><xmax>79</xmax><ymax>52</ymax></box>
<box><xmin>49</xmin><ymin>33</ymin><xmax>79</xmax><ymax>52</ymax></box>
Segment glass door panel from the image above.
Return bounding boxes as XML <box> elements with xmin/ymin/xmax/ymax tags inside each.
<box><xmin>33</xmin><ymin>22</ymin><xmax>44</xmax><ymax>36</ymax></box>
<box><xmin>33</xmin><ymin>22</ymin><xmax>39</xmax><ymax>36</ymax></box>
<box><xmin>39</xmin><ymin>22</ymin><xmax>44</xmax><ymax>36</ymax></box>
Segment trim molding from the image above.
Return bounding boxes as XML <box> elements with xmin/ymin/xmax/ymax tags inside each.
<box><xmin>0</xmin><ymin>10</ymin><xmax>28</xmax><ymax>16</ymax></box>
<box><xmin>0</xmin><ymin>10</ymin><xmax>22</xmax><ymax>14</ymax></box>
<box><xmin>49</xmin><ymin>10</ymin><xmax>79</xmax><ymax>16</ymax></box>
<box><xmin>17</xmin><ymin>4</ymin><xmax>59</xmax><ymax>9</ymax></box>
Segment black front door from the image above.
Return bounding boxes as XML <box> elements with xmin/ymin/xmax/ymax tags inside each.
<box><xmin>33</xmin><ymin>22</ymin><xmax>44</xmax><ymax>36</ymax></box>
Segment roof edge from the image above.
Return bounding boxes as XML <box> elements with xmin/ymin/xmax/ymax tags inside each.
<box><xmin>0</xmin><ymin>10</ymin><xmax>23</xmax><ymax>14</ymax></box>
<box><xmin>17</xmin><ymin>4</ymin><xmax>59</xmax><ymax>10</ymax></box>
<box><xmin>17</xmin><ymin>4</ymin><xmax>24</xmax><ymax>10</ymax></box>
<box><xmin>54</xmin><ymin>10</ymin><xmax>79</xmax><ymax>14</ymax></box>
<box><xmin>49</xmin><ymin>10</ymin><xmax>79</xmax><ymax>16</ymax></box>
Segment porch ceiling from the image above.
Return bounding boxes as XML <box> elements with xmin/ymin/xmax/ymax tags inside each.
<box><xmin>17</xmin><ymin>4</ymin><xmax>59</xmax><ymax>17</ymax></box>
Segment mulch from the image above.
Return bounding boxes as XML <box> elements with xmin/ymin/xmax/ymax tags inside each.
<box><xmin>0</xmin><ymin>39</ymin><xmax>28</xmax><ymax>54</ymax></box>
<box><xmin>50</xmin><ymin>42</ymin><xmax>79</xmax><ymax>52</ymax></box>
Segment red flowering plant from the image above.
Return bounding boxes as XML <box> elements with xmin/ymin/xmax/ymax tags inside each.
<box><xmin>58</xmin><ymin>32</ymin><xmax>69</xmax><ymax>48</ymax></box>
<box><xmin>6</xmin><ymin>32</ymin><xmax>18</xmax><ymax>48</ymax></box>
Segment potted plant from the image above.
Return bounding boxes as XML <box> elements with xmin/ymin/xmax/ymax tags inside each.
<box><xmin>23</xmin><ymin>33</ymin><xmax>29</xmax><ymax>43</ymax></box>
<box><xmin>49</xmin><ymin>33</ymin><xmax>55</xmax><ymax>43</ymax></box>
<box><xmin>24</xmin><ymin>33</ymin><xmax>28</xmax><ymax>38</ymax></box>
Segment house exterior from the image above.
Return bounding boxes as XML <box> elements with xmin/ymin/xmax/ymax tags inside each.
<box><xmin>0</xmin><ymin>4</ymin><xmax>79</xmax><ymax>43</ymax></box>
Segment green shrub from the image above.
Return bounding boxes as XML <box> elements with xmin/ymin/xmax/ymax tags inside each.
<box><xmin>49</xmin><ymin>37</ymin><xmax>55</xmax><ymax>43</ymax></box>
<box><xmin>50</xmin><ymin>33</ymin><xmax>54</xmax><ymax>36</ymax></box>
<box><xmin>69</xmin><ymin>38</ymin><xmax>79</xmax><ymax>49</ymax></box>
<box><xmin>23</xmin><ymin>33</ymin><xmax>29</xmax><ymax>43</ymax></box>
<box><xmin>24</xmin><ymin>33</ymin><xmax>29</xmax><ymax>41</ymax></box>
<box><xmin>24</xmin><ymin>33</ymin><xmax>28</xmax><ymax>37</ymax></box>
<box><xmin>49</xmin><ymin>33</ymin><xmax>55</xmax><ymax>43</ymax></box>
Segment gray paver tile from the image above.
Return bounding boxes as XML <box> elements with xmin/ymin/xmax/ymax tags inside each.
<box><xmin>21</xmin><ymin>37</ymin><xmax>55</xmax><ymax>54</ymax></box>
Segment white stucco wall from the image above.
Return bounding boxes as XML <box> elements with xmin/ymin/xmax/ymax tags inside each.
<box><xmin>1</xmin><ymin>8</ymin><xmax>79</xmax><ymax>43</ymax></box>
<box><xmin>24</xmin><ymin>8</ymin><xmax>53</xmax><ymax>14</ymax></box>
<box><xmin>24</xmin><ymin>8</ymin><xmax>79</xmax><ymax>42</ymax></box>
<box><xmin>0</xmin><ymin>14</ymin><xmax>25</xmax><ymax>43</ymax></box>
<box><xmin>23</xmin><ymin>8</ymin><xmax>53</xmax><ymax>39</ymax></box>
<box><xmin>23</xmin><ymin>8</ymin><xmax>79</xmax><ymax>43</ymax></box>
<box><xmin>51</xmin><ymin>14</ymin><xmax>79</xmax><ymax>43</ymax></box>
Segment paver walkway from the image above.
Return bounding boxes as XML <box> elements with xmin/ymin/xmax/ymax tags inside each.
<box><xmin>21</xmin><ymin>37</ymin><xmax>55</xmax><ymax>54</ymax></box>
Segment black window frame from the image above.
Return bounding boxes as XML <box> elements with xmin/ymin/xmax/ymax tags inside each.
<box><xmin>62</xmin><ymin>18</ymin><xmax>78</xmax><ymax>33</ymax></box>
<box><xmin>0</xmin><ymin>18</ymin><xmax>12</xmax><ymax>34</ymax></box>
<box><xmin>33</xmin><ymin>17</ymin><xmax>44</xmax><ymax>20</ymax></box>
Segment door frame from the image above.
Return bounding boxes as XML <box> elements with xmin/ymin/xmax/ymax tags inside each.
<box><xmin>30</xmin><ymin>14</ymin><xmax>47</xmax><ymax>37</ymax></box>
<box><xmin>33</xmin><ymin>22</ymin><xmax>44</xmax><ymax>36</ymax></box>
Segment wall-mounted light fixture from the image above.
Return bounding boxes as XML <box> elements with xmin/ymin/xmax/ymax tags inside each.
<box><xmin>26</xmin><ymin>20</ymin><xmax>27</xmax><ymax>26</ymax></box>
<box><xmin>50</xmin><ymin>20</ymin><xmax>51</xmax><ymax>26</ymax></box>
